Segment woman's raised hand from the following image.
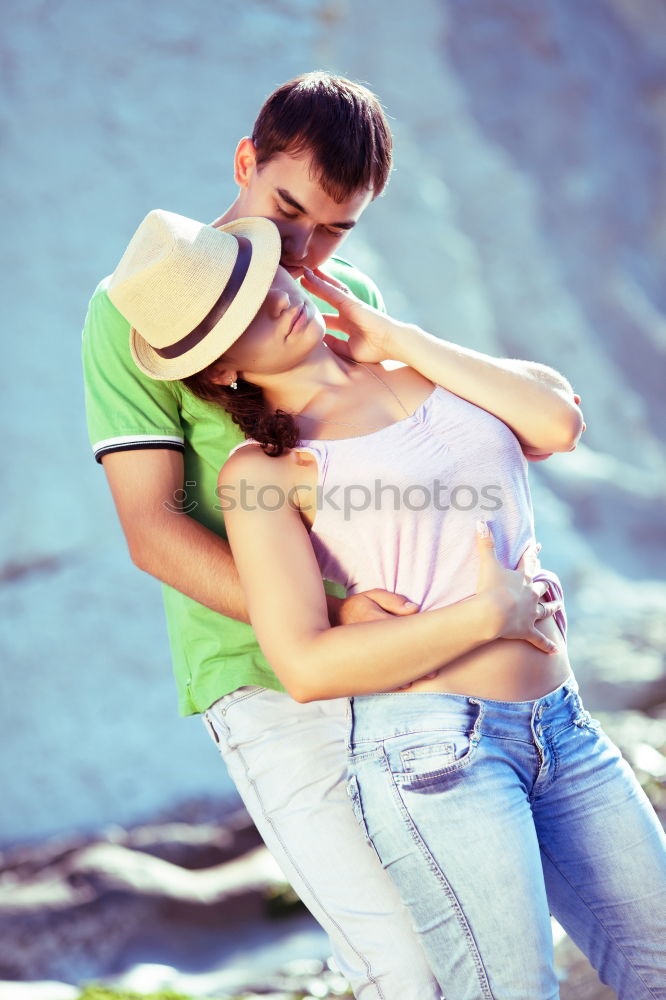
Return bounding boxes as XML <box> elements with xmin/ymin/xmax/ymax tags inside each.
<box><xmin>301</xmin><ymin>266</ymin><xmax>402</xmax><ymax>364</ymax></box>
<box><xmin>475</xmin><ymin>522</ymin><xmax>561</xmax><ymax>654</ymax></box>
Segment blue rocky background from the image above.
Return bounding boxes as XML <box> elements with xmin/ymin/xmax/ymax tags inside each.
<box><xmin>1</xmin><ymin>0</ymin><xmax>665</xmax><ymax>996</ymax></box>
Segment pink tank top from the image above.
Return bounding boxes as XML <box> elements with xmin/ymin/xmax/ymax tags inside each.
<box><xmin>234</xmin><ymin>384</ymin><xmax>567</xmax><ymax>638</ymax></box>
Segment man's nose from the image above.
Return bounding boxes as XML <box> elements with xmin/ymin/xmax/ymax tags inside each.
<box><xmin>283</xmin><ymin>225</ymin><xmax>314</xmax><ymax>262</ymax></box>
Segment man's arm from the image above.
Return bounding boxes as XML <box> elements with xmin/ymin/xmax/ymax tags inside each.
<box><xmin>102</xmin><ymin>448</ymin><xmax>415</xmax><ymax>627</ymax></box>
<box><xmin>102</xmin><ymin>449</ymin><xmax>250</xmax><ymax>622</ymax></box>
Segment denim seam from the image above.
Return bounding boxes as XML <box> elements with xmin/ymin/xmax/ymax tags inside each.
<box><xmin>350</xmin><ymin>748</ymin><xmax>384</xmax><ymax>764</ymax></box>
<box><xmin>347</xmin><ymin>773</ymin><xmax>384</xmax><ymax>866</ymax></box>
<box><xmin>530</xmin><ymin>706</ymin><xmax>559</xmax><ymax>799</ymax></box>
<box><xmin>540</xmin><ymin>843</ymin><xmax>660</xmax><ymax>1000</ymax></box>
<box><xmin>531</xmin><ymin>738</ymin><xmax>552</xmax><ymax>797</ymax></box>
<box><xmin>210</xmin><ymin>703</ymin><xmax>388</xmax><ymax>1000</ymax></box>
<box><xmin>382</xmin><ymin>745</ymin><xmax>495</xmax><ymax>999</ymax></box>
<box><xmin>355</xmin><ymin>724</ymin><xmax>476</xmax><ymax>745</ymax></box>
<box><xmin>218</xmin><ymin>687</ymin><xmax>264</xmax><ymax>716</ymax></box>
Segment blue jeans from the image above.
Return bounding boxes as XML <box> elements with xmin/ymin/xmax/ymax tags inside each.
<box><xmin>347</xmin><ymin>677</ymin><xmax>666</xmax><ymax>999</ymax></box>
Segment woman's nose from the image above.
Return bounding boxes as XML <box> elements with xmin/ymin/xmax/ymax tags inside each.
<box><xmin>267</xmin><ymin>288</ymin><xmax>292</xmax><ymax>315</ymax></box>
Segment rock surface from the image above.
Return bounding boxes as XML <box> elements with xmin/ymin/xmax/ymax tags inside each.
<box><xmin>2</xmin><ymin>0</ymin><xmax>665</xmax><ymax>847</ymax></box>
<box><xmin>0</xmin><ymin>806</ymin><xmax>637</xmax><ymax>998</ymax></box>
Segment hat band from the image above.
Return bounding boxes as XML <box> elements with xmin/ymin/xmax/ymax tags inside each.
<box><xmin>154</xmin><ymin>236</ymin><xmax>253</xmax><ymax>360</ymax></box>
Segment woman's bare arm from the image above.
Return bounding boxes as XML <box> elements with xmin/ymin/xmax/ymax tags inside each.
<box><xmin>303</xmin><ymin>269</ymin><xmax>584</xmax><ymax>455</ymax></box>
<box><xmin>386</xmin><ymin>326</ymin><xmax>582</xmax><ymax>453</ymax></box>
<box><xmin>103</xmin><ymin>448</ymin><xmax>418</xmax><ymax>628</ymax></box>
<box><xmin>219</xmin><ymin>448</ymin><xmax>559</xmax><ymax>704</ymax></box>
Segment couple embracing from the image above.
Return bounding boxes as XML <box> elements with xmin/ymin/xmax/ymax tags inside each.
<box><xmin>83</xmin><ymin>73</ymin><xmax>666</xmax><ymax>1000</ymax></box>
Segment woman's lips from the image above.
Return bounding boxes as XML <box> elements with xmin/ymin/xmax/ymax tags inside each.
<box><xmin>288</xmin><ymin>302</ymin><xmax>307</xmax><ymax>335</ymax></box>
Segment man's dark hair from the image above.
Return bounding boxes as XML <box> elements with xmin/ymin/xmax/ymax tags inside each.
<box><xmin>251</xmin><ymin>72</ymin><xmax>393</xmax><ymax>203</ymax></box>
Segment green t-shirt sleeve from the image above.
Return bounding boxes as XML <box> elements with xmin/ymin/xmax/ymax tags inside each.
<box><xmin>82</xmin><ymin>278</ymin><xmax>184</xmax><ymax>464</ymax></box>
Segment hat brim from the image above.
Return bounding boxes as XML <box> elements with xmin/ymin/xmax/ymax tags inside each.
<box><xmin>129</xmin><ymin>216</ymin><xmax>282</xmax><ymax>381</ymax></box>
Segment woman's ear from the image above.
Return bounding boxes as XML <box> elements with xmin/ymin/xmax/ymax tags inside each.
<box><xmin>208</xmin><ymin>363</ymin><xmax>238</xmax><ymax>387</ymax></box>
<box><xmin>234</xmin><ymin>137</ymin><xmax>257</xmax><ymax>188</ymax></box>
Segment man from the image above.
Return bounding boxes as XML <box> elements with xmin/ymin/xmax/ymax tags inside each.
<box><xmin>82</xmin><ymin>73</ymin><xmax>441</xmax><ymax>999</ymax></box>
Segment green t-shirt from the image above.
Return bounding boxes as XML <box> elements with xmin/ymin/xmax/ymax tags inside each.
<box><xmin>82</xmin><ymin>257</ymin><xmax>385</xmax><ymax>715</ymax></box>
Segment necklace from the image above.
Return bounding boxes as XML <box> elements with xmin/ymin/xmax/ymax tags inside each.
<box><xmin>296</xmin><ymin>360</ymin><xmax>412</xmax><ymax>430</ymax></box>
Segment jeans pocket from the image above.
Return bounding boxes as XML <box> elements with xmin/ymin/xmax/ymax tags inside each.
<box><xmin>346</xmin><ymin>773</ymin><xmax>383</xmax><ymax>864</ymax></box>
<box><xmin>205</xmin><ymin>686</ymin><xmax>268</xmax><ymax>752</ymax></box>
<box><xmin>202</xmin><ymin>710</ymin><xmax>221</xmax><ymax>745</ymax></box>
<box><xmin>394</xmin><ymin>733</ymin><xmax>478</xmax><ymax>786</ymax></box>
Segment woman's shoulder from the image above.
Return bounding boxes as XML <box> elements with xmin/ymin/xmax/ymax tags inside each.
<box><xmin>374</xmin><ymin>362</ymin><xmax>435</xmax><ymax>407</ymax></box>
<box><xmin>219</xmin><ymin>441</ymin><xmax>311</xmax><ymax>487</ymax></box>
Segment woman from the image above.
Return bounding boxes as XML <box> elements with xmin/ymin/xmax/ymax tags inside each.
<box><xmin>111</xmin><ymin>210</ymin><xmax>666</xmax><ymax>999</ymax></box>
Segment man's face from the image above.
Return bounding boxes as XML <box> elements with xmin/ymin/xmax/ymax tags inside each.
<box><xmin>235</xmin><ymin>140</ymin><xmax>374</xmax><ymax>276</ymax></box>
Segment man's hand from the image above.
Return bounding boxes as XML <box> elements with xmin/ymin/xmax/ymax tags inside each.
<box><xmin>328</xmin><ymin>589</ymin><xmax>440</xmax><ymax>690</ymax></box>
<box><xmin>327</xmin><ymin>588</ymin><xmax>420</xmax><ymax>627</ymax></box>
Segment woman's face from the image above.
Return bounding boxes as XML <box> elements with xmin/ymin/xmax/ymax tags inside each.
<box><xmin>221</xmin><ymin>265</ymin><xmax>326</xmax><ymax>379</ymax></box>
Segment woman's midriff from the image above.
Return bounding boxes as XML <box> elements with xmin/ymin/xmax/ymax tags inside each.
<box><xmin>402</xmin><ymin>613</ymin><xmax>571</xmax><ymax>701</ymax></box>
<box><xmin>290</xmin><ymin>453</ymin><xmax>571</xmax><ymax>703</ymax></box>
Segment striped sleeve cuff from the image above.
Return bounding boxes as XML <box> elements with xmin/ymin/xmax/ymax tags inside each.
<box><xmin>92</xmin><ymin>434</ymin><xmax>185</xmax><ymax>464</ymax></box>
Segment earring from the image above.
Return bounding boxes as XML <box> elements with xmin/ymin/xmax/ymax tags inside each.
<box><xmin>229</xmin><ymin>380</ymin><xmax>238</xmax><ymax>390</ymax></box>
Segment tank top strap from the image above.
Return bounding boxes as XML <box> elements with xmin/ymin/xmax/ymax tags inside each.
<box><xmin>227</xmin><ymin>438</ymin><xmax>262</xmax><ymax>460</ymax></box>
<box><xmin>227</xmin><ymin>437</ymin><xmax>330</xmax><ymax>484</ymax></box>
<box><xmin>358</xmin><ymin>362</ymin><xmax>413</xmax><ymax>418</ymax></box>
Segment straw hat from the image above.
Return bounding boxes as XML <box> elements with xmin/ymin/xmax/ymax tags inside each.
<box><xmin>107</xmin><ymin>209</ymin><xmax>282</xmax><ymax>380</ymax></box>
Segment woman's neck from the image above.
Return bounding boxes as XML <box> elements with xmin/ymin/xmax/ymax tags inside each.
<box><xmin>251</xmin><ymin>343</ymin><xmax>358</xmax><ymax>416</ymax></box>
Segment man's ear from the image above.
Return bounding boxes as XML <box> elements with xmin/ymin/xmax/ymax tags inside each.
<box><xmin>234</xmin><ymin>137</ymin><xmax>258</xmax><ymax>188</ymax></box>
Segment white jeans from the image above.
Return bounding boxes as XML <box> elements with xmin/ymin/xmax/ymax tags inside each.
<box><xmin>203</xmin><ymin>687</ymin><xmax>441</xmax><ymax>1000</ymax></box>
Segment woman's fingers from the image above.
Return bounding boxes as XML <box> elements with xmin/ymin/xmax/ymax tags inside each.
<box><xmin>320</xmin><ymin>313</ymin><xmax>348</xmax><ymax>332</ymax></box>
<box><xmin>310</xmin><ymin>266</ymin><xmax>350</xmax><ymax>291</ymax></box>
<box><xmin>323</xmin><ymin>333</ymin><xmax>352</xmax><ymax>356</ymax></box>
<box><xmin>535</xmin><ymin>598</ymin><xmax>563</xmax><ymax>620</ymax></box>
<box><xmin>302</xmin><ymin>267</ymin><xmax>350</xmax><ymax>304</ymax></box>
<box><xmin>527</xmin><ymin>628</ymin><xmax>560</xmax><ymax>654</ymax></box>
<box><xmin>533</xmin><ymin>581</ymin><xmax>563</xmax><ymax>618</ymax></box>
<box><xmin>475</xmin><ymin>520</ymin><xmax>495</xmax><ymax>547</ymax></box>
